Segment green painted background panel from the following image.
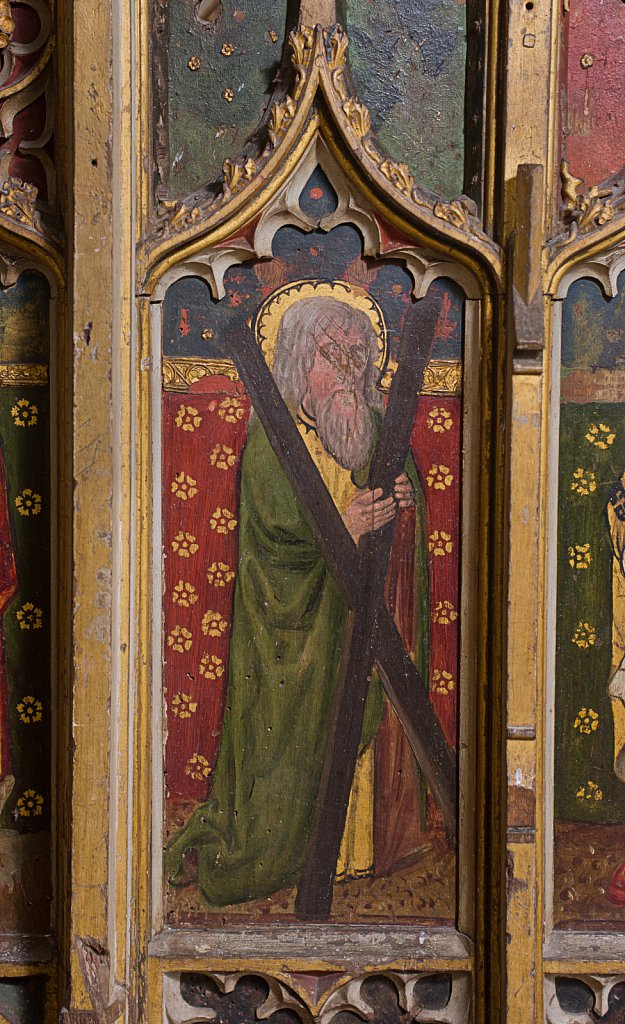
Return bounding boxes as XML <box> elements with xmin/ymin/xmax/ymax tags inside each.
<box><xmin>344</xmin><ymin>0</ymin><xmax>466</xmax><ymax>199</ymax></box>
<box><xmin>166</xmin><ymin>0</ymin><xmax>289</xmax><ymax>198</ymax></box>
<box><xmin>556</xmin><ymin>272</ymin><xmax>625</xmax><ymax>825</ymax></box>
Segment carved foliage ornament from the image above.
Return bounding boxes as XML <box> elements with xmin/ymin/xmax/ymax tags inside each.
<box><xmin>558</xmin><ymin>160</ymin><xmax>625</xmax><ymax>242</ymax></box>
<box><xmin>0</xmin><ymin>1</ymin><xmax>14</xmax><ymax>49</ymax></box>
<box><xmin>153</xmin><ymin>25</ymin><xmax>485</xmax><ymax>250</ymax></box>
<box><xmin>0</xmin><ymin>175</ymin><xmax>40</xmax><ymax>229</ymax></box>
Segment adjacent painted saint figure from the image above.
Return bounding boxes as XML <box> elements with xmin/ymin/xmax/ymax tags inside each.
<box><xmin>166</xmin><ymin>294</ymin><xmax>430</xmax><ymax>906</ymax></box>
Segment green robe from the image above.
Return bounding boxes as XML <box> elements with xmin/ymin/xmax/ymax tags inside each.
<box><xmin>165</xmin><ymin>416</ymin><xmax>429</xmax><ymax>905</ymax></box>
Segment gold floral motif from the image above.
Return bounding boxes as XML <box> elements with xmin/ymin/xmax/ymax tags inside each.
<box><xmin>199</xmin><ymin>653</ymin><xmax>225</xmax><ymax>680</ymax></box>
<box><xmin>433</xmin><ymin>197</ymin><xmax>476</xmax><ymax>231</ymax></box>
<box><xmin>16</xmin><ymin>603</ymin><xmax>43</xmax><ymax>630</ymax></box>
<box><xmin>268</xmin><ymin>95</ymin><xmax>296</xmax><ymax>148</ymax></box>
<box><xmin>379</xmin><ymin>159</ymin><xmax>414</xmax><ymax>196</ymax></box>
<box><xmin>171</xmin><ymin>692</ymin><xmax>198</xmax><ymax>718</ymax></box>
<box><xmin>175</xmin><ymin>405</ymin><xmax>202</xmax><ymax>432</ymax></box>
<box><xmin>571</xmin><ymin>621</ymin><xmax>596</xmax><ymax>649</ymax></box>
<box><xmin>428</xmin><ymin>531</ymin><xmax>453</xmax><ymax>557</ymax></box>
<box><xmin>209</xmin><ymin>444</ymin><xmax>237</xmax><ymax>470</ymax></box>
<box><xmin>171</xmin><ymin>531</ymin><xmax>199</xmax><ymax>557</ymax></box>
<box><xmin>185</xmin><ymin>753</ymin><xmax>211</xmax><ymax>780</ymax></box>
<box><xmin>14</xmin><ymin>488</ymin><xmax>42</xmax><ymax>516</ymax></box>
<box><xmin>16</xmin><ymin>695</ymin><xmax>43</xmax><ymax>724</ymax></box>
<box><xmin>207</xmin><ymin>561</ymin><xmax>235</xmax><ymax>587</ymax></box>
<box><xmin>342</xmin><ymin>98</ymin><xmax>371</xmax><ymax>138</ymax></box>
<box><xmin>158</xmin><ymin>199</ymin><xmax>201</xmax><ymax>233</ymax></box>
<box><xmin>222</xmin><ymin>87</ymin><xmax>235</xmax><ymax>102</ymax></box>
<box><xmin>218</xmin><ymin>397</ymin><xmax>245</xmax><ymax>422</ymax></box>
<box><xmin>426</xmin><ymin>464</ymin><xmax>454</xmax><ymax>490</ymax></box>
<box><xmin>16</xmin><ymin>789</ymin><xmax>43</xmax><ymax>817</ymax></box>
<box><xmin>432</xmin><ymin>600</ymin><xmax>458</xmax><ymax>625</ymax></box>
<box><xmin>571</xmin><ymin>468</ymin><xmax>597</xmax><ymax>495</ymax></box>
<box><xmin>427</xmin><ymin>407</ymin><xmax>454</xmax><ymax>432</ymax></box>
<box><xmin>325</xmin><ymin>25</ymin><xmax>349</xmax><ymax>102</ymax></box>
<box><xmin>289</xmin><ymin>24</ymin><xmax>314</xmax><ymax>99</ymax></box>
<box><xmin>201</xmin><ymin>610</ymin><xmax>227</xmax><ymax>637</ymax></box>
<box><xmin>187</xmin><ymin>56</ymin><xmax>201</xmax><ymax>71</ymax></box>
<box><xmin>560</xmin><ymin>160</ymin><xmax>614</xmax><ymax>236</ymax></box>
<box><xmin>172</xmin><ymin>581</ymin><xmax>198</xmax><ymax>607</ymax></box>
<box><xmin>0</xmin><ymin>0</ymin><xmax>15</xmax><ymax>49</ymax></box>
<box><xmin>167</xmin><ymin>626</ymin><xmax>193</xmax><ymax>653</ymax></box>
<box><xmin>220</xmin><ymin>42</ymin><xmax>235</xmax><ymax>57</ymax></box>
<box><xmin>576</xmin><ymin>780</ymin><xmax>603</xmax><ymax>802</ymax></box>
<box><xmin>0</xmin><ymin>178</ymin><xmax>40</xmax><ymax>230</ymax></box>
<box><xmin>10</xmin><ymin>398</ymin><xmax>38</xmax><ymax>427</ymax></box>
<box><xmin>432</xmin><ymin>669</ymin><xmax>455</xmax><ymax>695</ymax></box>
<box><xmin>568</xmin><ymin>543</ymin><xmax>592</xmax><ymax>570</ymax></box>
<box><xmin>222</xmin><ymin>156</ymin><xmax>257</xmax><ymax>196</ymax></box>
<box><xmin>171</xmin><ymin>472</ymin><xmax>198</xmax><ymax>501</ymax></box>
<box><xmin>209</xmin><ymin>506</ymin><xmax>237</xmax><ymax>533</ymax></box>
<box><xmin>585</xmin><ymin>422</ymin><xmax>615</xmax><ymax>449</ymax></box>
<box><xmin>574</xmin><ymin>707</ymin><xmax>599</xmax><ymax>734</ymax></box>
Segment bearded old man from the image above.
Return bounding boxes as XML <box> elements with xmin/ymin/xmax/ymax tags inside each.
<box><xmin>166</xmin><ymin>296</ymin><xmax>430</xmax><ymax>906</ymax></box>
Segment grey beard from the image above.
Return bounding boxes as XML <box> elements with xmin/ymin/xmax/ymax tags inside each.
<box><xmin>313</xmin><ymin>390</ymin><xmax>376</xmax><ymax>471</ymax></box>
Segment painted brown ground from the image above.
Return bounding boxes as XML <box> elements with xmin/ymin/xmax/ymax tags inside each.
<box><xmin>554</xmin><ymin>824</ymin><xmax>625</xmax><ymax>930</ymax></box>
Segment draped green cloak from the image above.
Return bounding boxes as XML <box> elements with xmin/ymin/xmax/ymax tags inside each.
<box><xmin>165</xmin><ymin>416</ymin><xmax>429</xmax><ymax>905</ymax></box>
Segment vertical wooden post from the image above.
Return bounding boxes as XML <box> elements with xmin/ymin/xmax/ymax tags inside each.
<box><xmin>503</xmin><ymin>162</ymin><xmax>547</xmax><ymax>1024</ymax></box>
<box><xmin>67</xmin><ymin>0</ymin><xmax>134</xmax><ymax>1012</ymax></box>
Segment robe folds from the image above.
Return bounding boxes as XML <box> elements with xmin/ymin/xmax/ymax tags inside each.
<box><xmin>165</xmin><ymin>415</ymin><xmax>429</xmax><ymax>906</ymax></box>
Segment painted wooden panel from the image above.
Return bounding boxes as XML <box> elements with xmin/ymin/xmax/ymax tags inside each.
<box><xmin>554</xmin><ymin>270</ymin><xmax>625</xmax><ymax>931</ymax></box>
<box><xmin>344</xmin><ymin>0</ymin><xmax>468</xmax><ymax>199</ymax></box>
<box><xmin>0</xmin><ymin>271</ymin><xmax>51</xmax><ymax>935</ymax></box>
<box><xmin>159</xmin><ymin>0</ymin><xmax>289</xmax><ymax>199</ymax></box>
<box><xmin>561</xmin><ymin>3</ymin><xmax>625</xmax><ymax>185</ymax></box>
<box><xmin>159</xmin><ymin>170</ymin><xmax>466</xmax><ymax>925</ymax></box>
<box><xmin>157</xmin><ymin>0</ymin><xmax>475</xmax><ymax>204</ymax></box>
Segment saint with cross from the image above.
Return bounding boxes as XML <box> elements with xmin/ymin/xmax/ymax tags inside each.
<box><xmin>166</xmin><ymin>282</ymin><xmax>456</xmax><ymax>915</ymax></box>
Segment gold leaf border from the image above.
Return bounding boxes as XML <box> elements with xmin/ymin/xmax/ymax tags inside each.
<box><xmin>0</xmin><ymin>363</ymin><xmax>48</xmax><ymax>387</ymax></box>
<box><xmin>162</xmin><ymin>357</ymin><xmax>462</xmax><ymax>396</ymax></box>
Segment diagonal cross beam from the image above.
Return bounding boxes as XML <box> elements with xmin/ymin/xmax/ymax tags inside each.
<box><xmin>295</xmin><ymin>303</ymin><xmax>444</xmax><ymax>917</ymax></box>
<box><xmin>218</xmin><ymin>315</ymin><xmax>457</xmax><ymax>916</ymax></box>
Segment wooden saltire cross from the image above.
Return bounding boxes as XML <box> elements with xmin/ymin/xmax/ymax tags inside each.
<box><xmin>218</xmin><ymin>303</ymin><xmax>457</xmax><ymax>919</ymax></box>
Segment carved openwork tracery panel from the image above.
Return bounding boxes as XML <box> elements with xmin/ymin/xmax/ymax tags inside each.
<box><xmin>163</xmin><ymin>970</ymin><xmax>471</xmax><ymax>1024</ymax></box>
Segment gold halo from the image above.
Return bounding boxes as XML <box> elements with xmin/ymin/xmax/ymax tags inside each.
<box><xmin>254</xmin><ymin>279</ymin><xmax>389</xmax><ymax>384</ymax></box>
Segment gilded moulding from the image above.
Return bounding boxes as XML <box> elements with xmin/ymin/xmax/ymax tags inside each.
<box><xmin>0</xmin><ymin>362</ymin><xmax>48</xmax><ymax>386</ymax></box>
<box><xmin>546</xmin><ymin>162</ymin><xmax>625</xmax><ymax>296</ymax></box>
<box><xmin>0</xmin><ymin>178</ymin><xmax>63</xmax><ymax>279</ymax></box>
<box><xmin>141</xmin><ymin>25</ymin><xmax>502</xmax><ymax>293</ymax></box>
<box><xmin>558</xmin><ymin>159</ymin><xmax>619</xmax><ymax>238</ymax></box>
<box><xmin>162</xmin><ymin>356</ymin><xmax>462</xmax><ymax>397</ymax></box>
<box><xmin>162</xmin><ymin>358</ymin><xmax>239</xmax><ymax>391</ymax></box>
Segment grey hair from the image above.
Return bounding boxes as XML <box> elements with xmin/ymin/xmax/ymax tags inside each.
<box><xmin>270</xmin><ymin>296</ymin><xmax>383</xmax><ymax>410</ymax></box>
